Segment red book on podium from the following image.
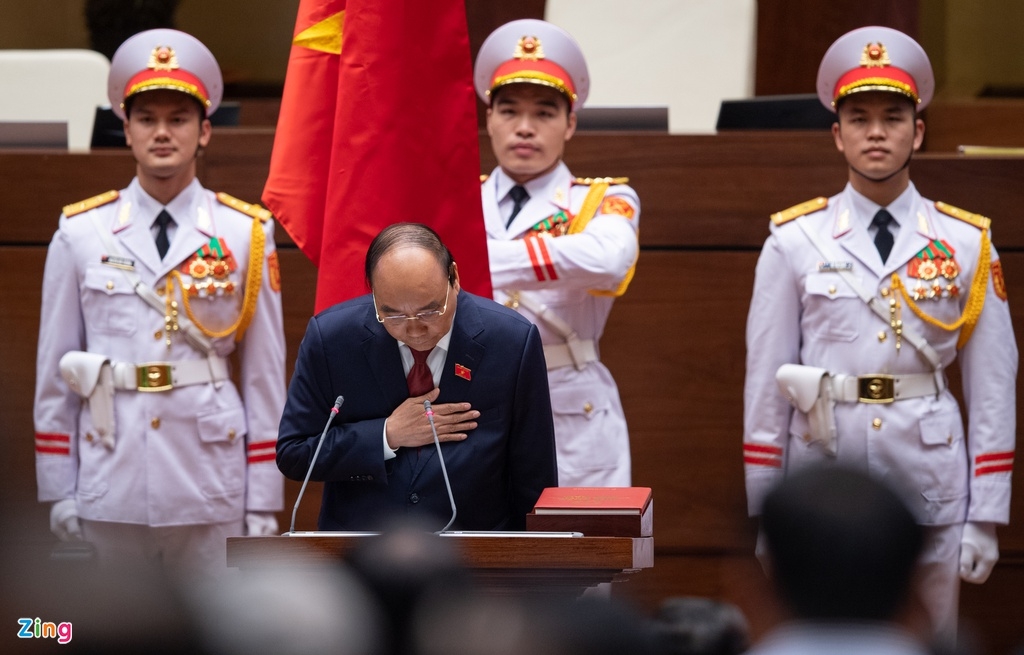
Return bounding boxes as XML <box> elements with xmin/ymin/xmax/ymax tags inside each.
<box><xmin>526</xmin><ymin>487</ymin><xmax>653</xmax><ymax>537</ymax></box>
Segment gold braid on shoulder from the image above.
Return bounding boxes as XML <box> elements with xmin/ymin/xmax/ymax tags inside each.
<box><xmin>165</xmin><ymin>216</ymin><xmax>265</xmax><ymax>343</ymax></box>
<box><xmin>890</xmin><ymin>227</ymin><xmax>991</xmax><ymax>349</ymax></box>
<box><xmin>568</xmin><ymin>180</ymin><xmax>638</xmax><ymax>297</ymax></box>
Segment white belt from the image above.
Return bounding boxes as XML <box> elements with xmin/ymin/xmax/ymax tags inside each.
<box><xmin>543</xmin><ymin>339</ymin><xmax>598</xmax><ymax>371</ymax></box>
<box><xmin>506</xmin><ymin>290</ymin><xmax>598</xmax><ymax>371</ymax></box>
<box><xmin>830</xmin><ymin>372</ymin><xmax>946</xmax><ymax>404</ymax></box>
<box><xmin>111</xmin><ymin>356</ymin><xmax>229</xmax><ymax>392</ymax></box>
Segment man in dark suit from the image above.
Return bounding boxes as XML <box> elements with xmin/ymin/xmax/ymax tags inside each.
<box><xmin>277</xmin><ymin>223</ymin><xmax>557</xmax><ymax>531</ymax></box>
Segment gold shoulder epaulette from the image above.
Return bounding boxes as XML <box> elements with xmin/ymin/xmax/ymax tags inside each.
<box><xmin>480</xmin><ymin>174</ymin><xmax>490</xmax><ymax>183</ymax></box>
<box><xmin>935</xmin><ymin>201</ymin><xmax>991</xmax><ymax>230</ymax></box>
<box><xmin>574</xmin><ymin>176</ymin><xmax>630</xmax><ymax>185</ymax></box>
<box><xmin>63</xmin><ymin>190</ymin><xmax>119</xmax><ymax>218</ymax></box>
<box><xmin>771</xmin><ymin>197</ymin><xmax>828</xmax><ymax>226</ymax></box>
<box><xmin>216</xmin><ymin>192</ymin><xmax>272</xmax><ymax>223</ymax></box>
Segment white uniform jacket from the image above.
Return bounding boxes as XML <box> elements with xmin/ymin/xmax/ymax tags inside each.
<box><xmin>34</xmin><ymin>178</ymin><xmax>286</xmax><ymax>526</ymax></box>
<box><xmin>483</xmin><ymin>162</ymin><xmax>639</xmax><ymax>486</ymax></box>
<box><xmin>744</xmin><ymin>183</ymin><xmax>1016</xmax><ymax>526</ymax></box>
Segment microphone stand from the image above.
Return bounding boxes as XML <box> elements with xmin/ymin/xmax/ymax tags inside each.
<box><xmin>288</xmin><ymin>395</ymin><xmax>344</xmax><ymax>534</ymax></box>
<box><xmin>424</xmin><ymin>399</ymin><xmax>457</xmax><ymax>532</ymax></box>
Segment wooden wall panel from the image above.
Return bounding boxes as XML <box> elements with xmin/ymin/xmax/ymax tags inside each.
<box><xmin>0</xmin><ymin>248</ymin><xmax>48</xmax><ymax>551</ymax></box>
<box><xmin>600</xmin><ymin>251</ymin><xmax>755</xmax><ymax>550</ymax></box>
<box><xmin>0</xmin><ymin>150</ymin><xmax>135</xmax><ymax>245</ymax></box>
<box><xmin>11</xmin><ymin>130</ymin><xmax>1024</xmax><ymax>251</ymax></box>
<box><xmin>754</xmin><ymin>0</ymin><xmax>918</xmax><ymax>96</ymax></box>
<box><xmin>924</xmin><ymin>100</ymin><xmax>1024</xmax><ymax>152</ymax></box>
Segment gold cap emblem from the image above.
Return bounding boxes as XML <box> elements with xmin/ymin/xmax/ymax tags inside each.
<box><xmin>860</xmin><ymin>42</ymin><xmax>891</xmax><ymax>68</ymax></box>
<box><xmin>147</xmin><ymin>45</ymin><xmax>180</xmax><ymax>72</ymax></box>
<box><xmin>514</xmin><ymin>35</ymin><xmax>545</xmax><ymax>61</ymax></box>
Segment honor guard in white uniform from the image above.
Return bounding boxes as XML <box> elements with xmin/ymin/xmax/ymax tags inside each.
<box><xmin>743</xmin><ymin>27</ymin><xmax>1017</xmax><ymax>637</ymax></box>
<box><xmin>475</xmin><ymin>20</ymin><xmax>640</xmax><ymax>486</ymax></box>
<box><xmin>33</xmin><ymin>29</ymin><xmax>286</xmax><ymax>575</ymax></box>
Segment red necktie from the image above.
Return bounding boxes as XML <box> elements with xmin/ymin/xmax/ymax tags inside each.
<box><xmin>407</xmin><ymin>347</ymin><xmax>434</xmax><ymax>396</ymax></box>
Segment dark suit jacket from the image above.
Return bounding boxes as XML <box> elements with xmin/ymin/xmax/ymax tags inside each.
<box><xmin>277</xmin><ymin>290</ymin><xmax>557</xmax><ymax>531</ymax></box>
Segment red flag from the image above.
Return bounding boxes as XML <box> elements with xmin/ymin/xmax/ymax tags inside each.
<box><xmin>263</xmin><ymin>0</ymin><xmax>491</xmax><ymax>313</ymax></box>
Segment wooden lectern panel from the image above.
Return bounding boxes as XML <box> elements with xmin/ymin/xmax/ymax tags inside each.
<box><xmin>227</xmin><ymin>535</ymin><xmax>653</xmax><ymax>595</ymax></box>
<box><xmin>228</xmin><ymin>534</ymin><xmax>652</xmax><ymax>569</ymax></box>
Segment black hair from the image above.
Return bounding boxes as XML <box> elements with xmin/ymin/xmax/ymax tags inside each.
<box><xmin>652</xmin><ymin>597</ymin><xmax>749</xmax><ymax>655</ymax></box>
<box><xmin>364</xmin><ymin>223</ymin><xmax>455</xmax><ymax>289</ymax></box>
<box><xmin>761</xmin><ymin>466</ymin><xmax>923</xmax><ymax>622</ymax></box>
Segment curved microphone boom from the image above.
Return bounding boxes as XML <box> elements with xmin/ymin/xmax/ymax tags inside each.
<box><xmin>288</xmin><ymin>396</ymin><xmax>344</xmax><ymax>534</ymax></box>
<box><xmin>424</xmin><ymin>399</ymin><xmax>457</xmax><ymax>532</ymax></box>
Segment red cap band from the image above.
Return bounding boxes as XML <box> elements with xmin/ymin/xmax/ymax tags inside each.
<box><xmin>833</xmin><ymin>66</ymin><xmax>919</xmax><ymax>104</ymax></box>
<box><xmin>489</xmin><ymin>58</ymin><xmax>576</xmax><ymax>103</ymax></box>
<box><xmin>124</xmin><ymin>68</ymin><xmax>211</xmax><ymax>108</ymax></box>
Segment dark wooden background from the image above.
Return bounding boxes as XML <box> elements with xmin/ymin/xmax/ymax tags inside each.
<box><xmin>3</xmin><ymin>0</ymin><xmax>1024</xmax><ymax>652</ymax></box>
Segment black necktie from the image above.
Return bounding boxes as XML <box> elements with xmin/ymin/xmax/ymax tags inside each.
<box><xmin>506</xmin><ymin>185</ymin><xmax>529</xmax><ymax>228</ymax></box>
<box><xmin>154</xmin><ymin>210</ymin><xmax>173</xmax><ymax>260</ymax></box>
<box><xmin>872</xmin><ymin>209</ymin><xmax>895</xmax><ymax>263</ymax></box>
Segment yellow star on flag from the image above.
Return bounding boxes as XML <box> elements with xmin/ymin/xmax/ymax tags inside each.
<box><xmin>294</xmin><ymin>10</ymin><xmax>345</xmax><ymax>55</ymax></box>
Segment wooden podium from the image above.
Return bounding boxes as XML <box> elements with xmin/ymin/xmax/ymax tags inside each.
<box><xmin>227</xmin><ymin>534</ymin><xmax>653</xmax><ymax>596</ymax></box>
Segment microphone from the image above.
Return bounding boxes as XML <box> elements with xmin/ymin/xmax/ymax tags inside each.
<box><xmin>424</xmin><ymin>399</ymin><xmax>457</xmax><ymax>533</ymax></box>
<box><xmin>288</xmin><ymin>395</ymin><xmax>344</xmax><ymax>534</ymax></box>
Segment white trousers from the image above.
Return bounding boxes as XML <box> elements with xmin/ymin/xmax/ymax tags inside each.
<box><xmin>916</xmin><ymin>523</ymin><xmax>963</xmax><ymax>640</ymax></box>
<box><xmin>82</xmin><ymin>518</ymin><xmax>244</xmax><ymax>578</ymax></box>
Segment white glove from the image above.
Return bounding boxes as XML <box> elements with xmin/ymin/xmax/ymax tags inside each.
<box><xmin>244</xmin><ymin>512</ymin><xmax>279</xmax><ymax>536</ymax></box>
<box><xmin>50</xmin><ymin>499</ymin><xmax>83</xmax><ymax>541</ymax></box>
<box><xmin>960</xmin><ymin>521</ymin><xmax>999</xmax><ymax>584</ymax></box>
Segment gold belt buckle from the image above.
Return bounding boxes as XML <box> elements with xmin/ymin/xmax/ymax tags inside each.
<box><xmin>858</xmin><ymin>375</ymin><xmax>894</xmax><ymax>404</ymax></box>
<box><xmin>137</xmin><ymin>363</ymin><xmax>173</xmax><ymax>392</ymax></box>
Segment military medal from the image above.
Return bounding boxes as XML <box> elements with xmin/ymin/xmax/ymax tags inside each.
<box><xmin>906</xmin><ymin>239</ymin><xmax>959</xmax><ymax>301</ymax></box>
<box><xmin>180</xmin><ymin>237</ymin><xmax>238</xmax><ymax>297</ymax></box>
<box><xmin>940</xmin><ymin>259</ymin><xmax>959</xmax><ymax>279</ymax></box>
<box><xmin>529</xmin><ymin>210</ymin><xmax>571</xmax><ymax>236</ymax></box>
<box><xmin>188</xmin><ymin>258</ymin><xmax>210</xmax><ymax>279</ymax></box>
<box><xmin>917</xmin><ymin>259</ymin><xmax>938</xmax><ymax>280</ymax></box>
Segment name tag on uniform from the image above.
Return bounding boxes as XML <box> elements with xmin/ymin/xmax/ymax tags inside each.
<box><xmin>817</xmin><ymin>261</ymin><xmax>853</xmax><ymax>272</ymax></box>
<box><xmin>101</xmin><ymin>254</ymin><xmax>135</xmax><ymax>270</ymax></box>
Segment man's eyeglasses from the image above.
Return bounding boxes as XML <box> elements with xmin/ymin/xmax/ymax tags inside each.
<box><xmin>374</xmin><ymin>283</ymin><xmax>450</xmax><ymax>324</ymax></box>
